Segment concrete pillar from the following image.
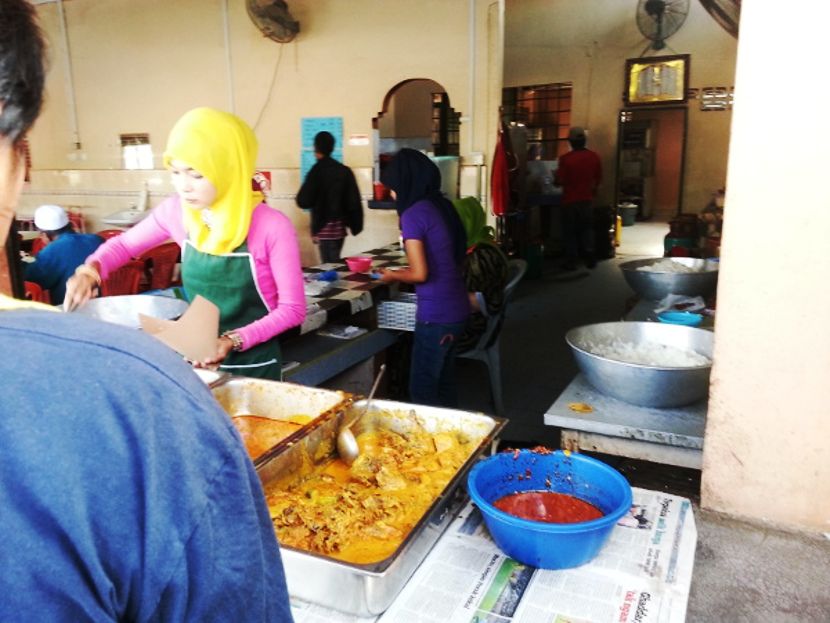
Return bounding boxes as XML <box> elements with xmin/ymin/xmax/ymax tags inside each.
<box><xmin>701</xmin><ymin>1</ymin><xmax>830</xmax><ymax>530</ymax></box>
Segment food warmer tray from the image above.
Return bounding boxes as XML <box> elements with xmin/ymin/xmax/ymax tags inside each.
<box><xmin>257</xmin><ymin>399</ymin><xmax>506</xmax><ymax>617</ymax></box>
<box><xmin>211</xmin><ymin>377</ymin><xmax>351</xmax><ymax>467</ymax></box>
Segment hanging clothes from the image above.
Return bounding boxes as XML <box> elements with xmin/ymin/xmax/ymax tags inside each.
<box><xmin>491</xmin><ymin>126</ymin><xmax>511</xmax><ymax>217</ymax></box>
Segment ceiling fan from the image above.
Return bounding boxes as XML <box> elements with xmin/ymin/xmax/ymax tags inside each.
<box><xmin>636</xmin><ymin>0</ymin><xmax>690</xmax><ymax>50</ymax></box>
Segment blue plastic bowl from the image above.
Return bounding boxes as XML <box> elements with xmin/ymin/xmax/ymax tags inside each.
<box><xmin>657</xmin><ymin>311</ymin><xmax>703</xmax><ymax>327</ymax></box>
<box><xmin>467</xmin><ymin>450</ymin><xmax>632</xmax><ymax>569</ymax></box>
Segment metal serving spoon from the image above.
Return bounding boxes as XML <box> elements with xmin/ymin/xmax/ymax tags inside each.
<box><xmin>337</xmin><ymin>363</ymin><xmax>385</xmax><ymax>465</ymax></box>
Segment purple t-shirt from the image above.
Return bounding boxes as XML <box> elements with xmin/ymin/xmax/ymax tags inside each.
<box><xmin>401</xmin><ymin>200</ymin><xmax>470</xmax><ymax>324</ymax></box>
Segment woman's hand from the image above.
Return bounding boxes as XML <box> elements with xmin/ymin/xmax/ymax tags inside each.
<box><xmin>63</xmin><ymin>263</ymin><xmax>101</xmax><ymax>311</ymax></box>
<box><xmin>193</xmin><ymin>335</ymin><xmax>234</xmax><ymax>369</ymax></box>
<box><xmin>377</xmin><ymin>267</ymin><xmax>398</xmax><ymax>284</ymax></box>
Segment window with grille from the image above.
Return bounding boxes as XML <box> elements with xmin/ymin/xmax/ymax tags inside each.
<box><xmin>502</xmin><ymin>83</ymin><xmax>573</xmax><ymax>160</ymax></box>
<box><xmin>120</xmin><ymin>133</ymin><xmax>153</xmax><ymax>170</ymax></box>
<box><xmin>431</xmin><ymin>93</ymin><xmax>460</xmax><ymax>156</ymax></box>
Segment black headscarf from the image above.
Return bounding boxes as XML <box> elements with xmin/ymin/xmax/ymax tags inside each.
<box><xmin>381</xmin><ymin>149</ymin><xmax>467</xmax><ymax>264</ymax></box>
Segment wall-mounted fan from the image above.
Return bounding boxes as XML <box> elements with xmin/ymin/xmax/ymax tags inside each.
<box><xmin>637</xmin><ymin>0</ymin><xmax>690</xmax><ymax>50</ymax></box>
<box><xmin>246</xmin><ymin>0</ymin><xmax>300</xmax><ymax>44</ymax></box>
<box><xmin>699</xmin><ymin>0</ymin><xmax>740</xmax><ymax>39</ymax></box>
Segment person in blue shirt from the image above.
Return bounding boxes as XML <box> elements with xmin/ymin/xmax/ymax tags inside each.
<box><xmin>0</xmin><ymin>2</ymin><xmax>294</xmax><ymax>621</ymax></box>
<box><xmin>23</xmin><ymin>204</ymin><xmax>103</xmax><ymax>304</ymax></box>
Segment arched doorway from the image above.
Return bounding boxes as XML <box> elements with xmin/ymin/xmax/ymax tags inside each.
<box><xmin>372</xmin><ymin>79</ymin><xmax>461</xmax><ymax>200</ymax></box>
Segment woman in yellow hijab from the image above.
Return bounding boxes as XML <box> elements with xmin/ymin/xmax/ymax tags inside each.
<box><xmin>65</xmin><ymin>108</ymin><xmax>306</xmax><ymax>379</ymax></box>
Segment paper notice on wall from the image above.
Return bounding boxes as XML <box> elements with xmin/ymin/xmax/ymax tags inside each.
<box><xmin>301</xmin><ymin>117</ymin><xmax>344</xmax><ymax>180</ymax></box>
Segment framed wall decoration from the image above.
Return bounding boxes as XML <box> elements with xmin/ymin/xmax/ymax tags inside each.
<box><xmin>625</xmin><ymin>55</ymin><xmax>690</xmax><ymax>106</ymax></box>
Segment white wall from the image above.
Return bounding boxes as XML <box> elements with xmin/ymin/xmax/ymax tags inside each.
<box><xmin>701</xmin><ymin>1</ymin><xmax>830</xmax><ymax>531</ymax></box>
<box><xmin>24</xmin><ymin>0</ymin><xmax>504</xmax><ymax>265</ymax></box>
<box><xmin>503</xmin><ymin>0</ymin><xmax>737</xmax><ymax>214</ymax></box>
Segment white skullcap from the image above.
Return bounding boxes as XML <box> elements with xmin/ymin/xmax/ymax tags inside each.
<box><xmin>34</xmin><ymin>204</ymin><xmax>69</xmax><ymax>231</ymax></box>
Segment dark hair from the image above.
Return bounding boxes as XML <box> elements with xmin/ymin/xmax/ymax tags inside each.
<box><xmin>381</xmin><ymin>149</ymin><xmax>467</xmax><ymax>264</ymax></box>
<box><xmin>45</xmin><ymin>223</ymin><xmax>74</xmax><ymax>240</ymax></box>
<box><xmin>0</xmin><ymin>0</ymin><xmax>46</xmax><ymax>144</ymax></box>
<box><xmin>314</xmin><ymin>131</ymin><xmax>335</xmax><ymax>156</ymax></box>
<box><xmin>569</xmin><ymin>137</ymin><xmax>586</xmax><ymax>150</ymax></box>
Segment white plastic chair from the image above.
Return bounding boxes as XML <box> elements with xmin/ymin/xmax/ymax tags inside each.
<box><xmin>457</xmin><ymin>259</ymin><xmax>527</xmax><ymax>415</ymax></box>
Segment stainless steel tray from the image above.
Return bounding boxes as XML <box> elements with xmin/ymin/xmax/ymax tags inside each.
<box><xmin>257</xmin><ymin>399</ymin><xmax>506</xmax><ymax>616</ymax></box>
<box><xmin>211</xmin><ymin>377</ymin><xmax>351</xmax><ymax>466</ymax></box>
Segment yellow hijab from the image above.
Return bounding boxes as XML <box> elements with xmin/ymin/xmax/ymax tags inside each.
<box><xmin>163</xmin><ymin>108</ymin><xmax>263</xmax><ymax>255</ymax></box>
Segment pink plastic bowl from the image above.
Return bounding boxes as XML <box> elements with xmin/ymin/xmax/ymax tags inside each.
<box><xmin>346</xmin><ymin>256</ymin><xmax>372</xmax><ymax>272</ymax></box>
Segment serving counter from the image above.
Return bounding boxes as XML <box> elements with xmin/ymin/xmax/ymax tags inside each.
<box><xmin>278</xmin><ymin>243</ymin><xmax>409</xmax><ymax>388</ymax></box>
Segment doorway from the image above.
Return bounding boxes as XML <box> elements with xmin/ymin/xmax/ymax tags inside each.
<box><xmin>615</xmin><ymin>107</ymin><xmax>687</xmax><ymax>221</ymax></box>
<box><xmin>373</xmin><ymin>79</ymin><xmax>461</xmax><ymax>198</ymax></box>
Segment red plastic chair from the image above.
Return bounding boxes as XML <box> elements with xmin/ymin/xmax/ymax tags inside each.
<box><xmin>138</xmin><ymin>241</ymin><xmax>181</xmax><ymax>290</ymax></box>
<box><xmin>24</xmin><ymin>281</ymin><xmax>51</xmax><ymax>304</ymax></box>
<box><xmin>30</xmin><ymin>236</ymin><xmax>49</xmax><ymax>256</ymax></box>
<box><xmin>100</xmin><ymin>259</ymin><xmax>145</xmax><ymax>296</ymax></box>
<box><xmin>67</xmin><ymin>209</ymin><xmax>86</xmax><ymax>233</ymax></box>
<box><xmin>97</xmin><ymin>229</ymin><xmax>125</xmax><ymax>240</ymax></box>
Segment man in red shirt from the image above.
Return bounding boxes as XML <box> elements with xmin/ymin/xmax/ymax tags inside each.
<box><xmin>554</xmin><ymin>127</ymin><xmax>602</xmax><ymax>270</ymax></box>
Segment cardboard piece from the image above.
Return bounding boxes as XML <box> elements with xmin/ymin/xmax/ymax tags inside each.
<box><xmin>140</xmin><ymin>295</ymin><xmax>219</xmax><ymax>362</ymax></box>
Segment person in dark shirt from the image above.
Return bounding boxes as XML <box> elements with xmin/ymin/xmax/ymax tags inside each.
<box><xmin>554</xmin><ymin>126</ymin><xmax>602</xmax><ymax>270</ymax></box>
<box><xmin>23</xmin><ymin>204</ymin><xmax>103</xmax><ymax>304</ymax></box>
<box><xmin>0</xmin><ymin>2</ymin><xmax>294</xmax><ymax>620</ymax></box>
<box><xmin>296</xmin><ymin>131</ymin><xmax>363</xmax><ymax>263</ymax></box>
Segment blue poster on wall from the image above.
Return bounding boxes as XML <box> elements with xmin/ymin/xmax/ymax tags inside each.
<box><xmin>301</xmin><ymin>116</ymin><xmax>343</xmax><ymax>181</ymax></box>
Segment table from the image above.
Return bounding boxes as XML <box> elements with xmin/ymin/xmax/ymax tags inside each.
<box><xmin>275</xmin><ymin>243</ymin><xmax>409</xmax><ymax>387</ymax></box>
<box><xmin>298</xmin><ymin>243</ymin><xmax>408</xmax><ymax>334</ymax></box>
<box><xmin>543</xmin><ymin>298</ymin><xmax>710</xmax><ymax>469</ymax></box>
<box><xmin>291</xmin><ymin>488</ymin><xmax>697</xmax><ymax>622</ymax></box>
<box><xmin>544</xmin><ymin>375</ymin><xmax>705</xmax><ymax>469</ymax></box>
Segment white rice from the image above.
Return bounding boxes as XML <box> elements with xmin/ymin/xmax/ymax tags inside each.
<box><xmin>636</xmin><ymin>258</ymin><xmax>702</xmax><ymax>274</ymax></box>
<box><xmin>585</xmin><ymin>338</ymin><xmax>711</xmax><ymax>367</ymax></box>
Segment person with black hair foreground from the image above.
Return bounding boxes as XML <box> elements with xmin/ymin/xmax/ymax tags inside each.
<box><xmin>378</xmin><ymin>149</ymin><xmax>470</xmax><ymax>407</ymax></box>
<box><xmin>296</xmin><ymin>130</ymin><xmax>363</xmax><ymax>263</ymax></box>
<box><xmin>21</xmin><ymin>204</ymin><xmax>103</xmax><ymax>304</ymax></box>
<box><xmin>0</xmin><ymin>2</ymin><xmax>294</xmax><ymax>620</ymax></box>
<box><xmin>554</xmin><ymin>126</ymin><xmax>602</xmax><ymax>270</ymax></box>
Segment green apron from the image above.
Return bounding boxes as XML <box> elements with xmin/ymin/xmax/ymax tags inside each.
<box><xmin>181</xmin><ymin>240</ymin><xmax>282</xmax><ymax>380</ymax></box>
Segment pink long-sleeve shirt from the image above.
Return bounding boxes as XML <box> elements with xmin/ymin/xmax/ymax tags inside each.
<box><xmin>87</xmin><ymin>196</ymin><xmax>306</xmax><ymax>350</ymax></box>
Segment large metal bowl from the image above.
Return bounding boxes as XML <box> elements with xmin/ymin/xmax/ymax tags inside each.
<box><xmin>566</xmin><ymin>321</ymin><xmax>714</xmax><ymax>408</ymax></box>
<box><xmin>74</xmin><ymin>294</ymin><xmax>189</xmax><ymax>329</ymax></box>
<box><xmin>619</xmin><ymin>257</ymin><xmax>719</xmax><ymax>300</ymax></box>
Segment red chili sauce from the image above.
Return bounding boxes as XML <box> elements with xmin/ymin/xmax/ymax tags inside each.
<box><xmin>494</xmin><ymin>491</ymin><xmax>603</xmax><ymax>524</ymax></box>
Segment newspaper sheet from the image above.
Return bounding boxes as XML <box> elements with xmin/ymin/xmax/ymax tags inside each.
<box><xmin>290</xmin><ymin>488</ymin><xmax>696</xmax><ymax>623</ymax></box>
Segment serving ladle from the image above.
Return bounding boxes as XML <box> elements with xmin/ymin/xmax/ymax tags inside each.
<box><xmin>337</xmin><ymin>363</ymin><xmax>385</xmax><ymax>465</ymax></box>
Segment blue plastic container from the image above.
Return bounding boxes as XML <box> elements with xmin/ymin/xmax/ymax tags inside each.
<box><xmin>657</xmin><ymin>311</ymin><xmax>703</xmax><ymax>327</ymax></box>
<box><xmin>467</xmin><ymin>450</ymin><xmax>632</xmax><ymax>569</ymax></box>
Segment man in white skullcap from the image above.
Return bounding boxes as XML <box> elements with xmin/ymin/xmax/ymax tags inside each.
<box><xmin>23</xmin><ymin>204</ymin><xmax>103</xmax><ymax>304</ymax></box>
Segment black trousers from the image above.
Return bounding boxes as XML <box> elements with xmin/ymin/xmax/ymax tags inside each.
<box><xmin>561</xmin><ymin>200</ymin><xmax>595</xmax><ymax>261</ymax></box>
<box><xmin>318</xmin><ymin>238</ymin><xmax>345</xmax><ymax>264</ymax></box>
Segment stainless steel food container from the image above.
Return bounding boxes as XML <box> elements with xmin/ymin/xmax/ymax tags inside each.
<box><xmin>566</xmin><ymin>321</ymin><xmax>714</xmax><ymax>408</ymax></box>
<box><xmin>211</xmin><ymin>377</ymin><xmax>350</xmax><ymax>466</ymax></box>
<box><xmin>619</xmin><ymin>257</ymin><xmax>719</xmax><ymax>300</ymax></box>
<box><xmin>257</xmin><ymin>399</ymin><xmax>506</xmax><ymax>616</ymax></box>
<box><xmin>74</xmin><ymin>294</ymin><xmax>189</xmax><ymax>329</ymax></box>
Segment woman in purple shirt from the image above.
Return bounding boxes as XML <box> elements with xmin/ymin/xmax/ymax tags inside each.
<box><xmin>379</xmin><ymin>149</ymin><xmax>470</xmax><ymax>406</ymax></box>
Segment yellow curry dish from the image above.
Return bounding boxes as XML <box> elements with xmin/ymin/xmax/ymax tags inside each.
<box><xmin>264</xmin><ymin>412</ymin><xmax>484</xmax><ymax>565</ymax></box>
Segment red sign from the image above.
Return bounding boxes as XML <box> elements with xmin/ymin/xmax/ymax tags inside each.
<box><xmin>252</xmin><ymin>170</ymin><xmax>272</xmax><ymax>192</ymax></box>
